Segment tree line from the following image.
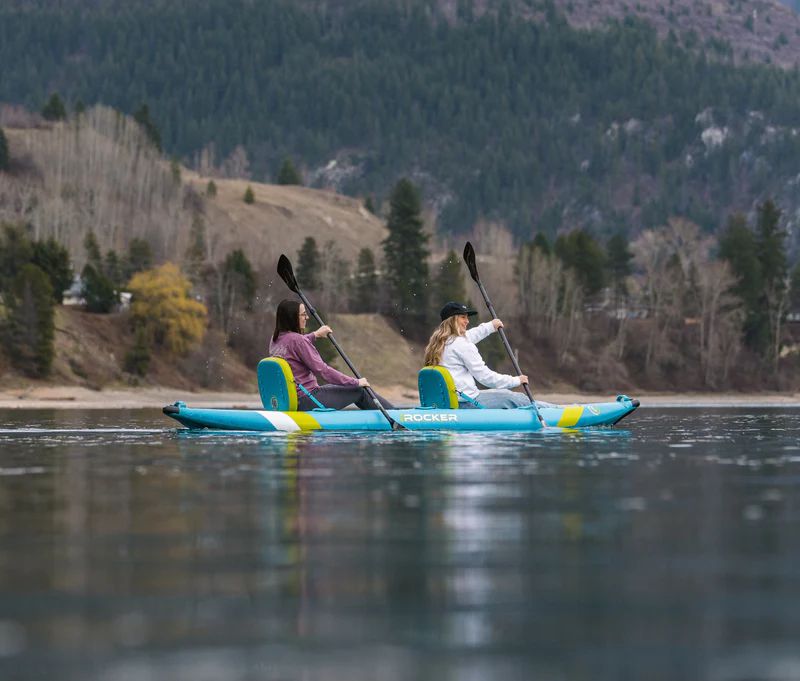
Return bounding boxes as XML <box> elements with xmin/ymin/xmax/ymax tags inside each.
<box><xmin>4</xmin><ymin>1</ymin><xmax>800</xmax><ymax>237</ymax></box>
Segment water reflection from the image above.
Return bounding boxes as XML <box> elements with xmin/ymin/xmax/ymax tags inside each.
<box><xmin>0</xmin><ymin>409</ymin><xmax>798</xmax><ymax>680</ymax></box>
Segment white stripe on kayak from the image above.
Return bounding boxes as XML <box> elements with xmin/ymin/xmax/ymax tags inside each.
<box><xmin>257</xmin><ymin>411</ymin><xmax>300</xmax><ymax>432</ymax></box>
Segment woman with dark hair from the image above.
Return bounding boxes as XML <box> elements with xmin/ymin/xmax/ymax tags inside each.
<box><xmin>269</xmin><ymin>299</ymin><xmax>395</xmax><ymax>411</ymax></box>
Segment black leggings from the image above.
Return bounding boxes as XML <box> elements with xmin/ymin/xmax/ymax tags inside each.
<box><xmin>297</xmin><ymin>385</ymin><xmax>395</xmax><ymax>411</ymax></box>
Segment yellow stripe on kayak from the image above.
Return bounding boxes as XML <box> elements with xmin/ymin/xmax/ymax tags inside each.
<box><xmin>557</xmin><ymin>405</ymin><xmax>584</xmax><ymax>428</ymax></box>
<box><xmin>288</xmin><ymin>412</ymin><xmax>322</xmax><ymax>431</ymax></box>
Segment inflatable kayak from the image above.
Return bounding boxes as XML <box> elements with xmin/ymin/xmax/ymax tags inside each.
<box><xmin>163</xmin><ymin>397</ymin><xmax>638</xmax><ymax>432</ymax></box>
<box><xmin>162</xmin><ymin>359</ymin><xmax>639</xmax><ymax>432</ymax></box>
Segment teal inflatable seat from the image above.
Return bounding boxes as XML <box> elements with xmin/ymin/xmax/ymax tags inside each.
<box><xmin>257</xmin><ymin>357</ymin><xmax>297</xmax><ymax>411</ymax></box>
<box><xmin>418</xmin><ymin>366</ymin><xmax>459</xmax><ymax>409</ymax></box>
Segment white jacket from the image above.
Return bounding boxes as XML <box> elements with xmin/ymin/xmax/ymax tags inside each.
<box><xmin>440</xmin><ymin>321</ymin><xmax>521</xmax><ymax>399</ymax></box>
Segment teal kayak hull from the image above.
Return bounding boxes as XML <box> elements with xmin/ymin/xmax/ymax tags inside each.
<box><xmin>162</xmin><ymin>396</ymin><xmax>639</xmax><ymax>432</ymax></box>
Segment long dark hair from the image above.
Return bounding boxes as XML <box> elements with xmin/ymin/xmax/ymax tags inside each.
<box><xmin>272</xmin><ymin>299</ymin><xmax>302</xmax><ymax>341</ymax></box>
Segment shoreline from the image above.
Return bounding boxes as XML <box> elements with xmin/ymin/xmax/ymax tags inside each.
<box><xmin>2</xmin><ymin>385</ymin><xmax>800</xmax><ymax>409</ymax></box>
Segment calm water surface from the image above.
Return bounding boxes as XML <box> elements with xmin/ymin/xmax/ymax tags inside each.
<box><xmin>0</xmin><ymin>407</ymin><xmax>798</xmax><ymax>681</ymax></box>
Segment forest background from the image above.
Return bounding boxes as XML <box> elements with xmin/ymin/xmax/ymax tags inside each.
<box><xmin>3</xmin><ymin>0</ymin><xmax>800</xmax><ymax>394</ymax></box>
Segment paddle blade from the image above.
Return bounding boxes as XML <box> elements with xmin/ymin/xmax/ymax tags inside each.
<box><xmin>277</xmin><ymin>254</ymin><xmax>299</xmax><ymax>292</ymax></box>
<box><xmin>463</xmin><ymin>241</ymin><xmax>480</xmax><ymax>282</ymax></box>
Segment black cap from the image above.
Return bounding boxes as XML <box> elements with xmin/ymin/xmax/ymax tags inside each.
<box><xmin>440</xmin><ymin>301</ymin><xmax>478</xmax><ymax>321</ymax></box>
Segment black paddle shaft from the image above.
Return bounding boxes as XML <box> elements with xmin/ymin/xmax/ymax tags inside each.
<box><xmin>277</xmin><ymin>255</ymin><xmax>405</xmax><ymax>430</ymax></box>
<box><xmin>462</xmin><ymin>242</ymin><xmax>544</xmax><ymax>424</ymax></box>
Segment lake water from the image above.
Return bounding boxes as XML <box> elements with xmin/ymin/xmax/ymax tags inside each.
<box><xmin>0</xmin><ymin>407</ymin><xmax>798</xmax><ymax>681</ymax></box>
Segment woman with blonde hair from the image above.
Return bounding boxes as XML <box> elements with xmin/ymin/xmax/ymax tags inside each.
<box><xmin>424</xmin><ymin>301</ymin><xmax>529</xmax><ymax>409</ymax></box>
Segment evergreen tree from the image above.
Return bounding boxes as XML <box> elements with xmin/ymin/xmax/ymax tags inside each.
<box><xmin>719</xmin><ymin>212</ymin><xmax>763</xmax><ymax>350</ymax></box>
<box><xmin>104</xmin><ymin>249</ymin><xmax>124</xmax><ymax>289</ymax></box>
<box><xmin>276</xmin><ymin>157</ymin><xmax>302</xmax><ymax>185</ymax></box>
<box><xmin>0</xmin><ymin>127</ymin><xmax>9</xmax><ymax>172</ymax></box>
<box><xmin>0</xmin><ymin>223</ymin><xmax>33</xmax><ymax>290</ymax></box>
<box><xmin>532</xmin><ymin>232</ymin><xmax>551</xmax><ymax>255</ymax></box>
<box><xmin>41</xmin><ymin>93</ymin><xmax>67</xmax><ymax>121</ymax></box>
<box><xmin>124</xmin><ymin>238</ymin><xmax>153</xmax><ymax>281</ymax></box>
<box><xmin>184</xmin><ymin>216</ymin><xmax>207</xmax><ymax>283</ymax></box>
<box><xmin>123</xmin><ymin>325</ymin><xmax>151</xmax><ymax>376</ymax></box>
<box><xmin>133</xmin><ymin>104</ymin><xmax>162</xmax><ymax>151</ymax></box>
<box><xmin>755</xmin><ymin>199</ymin><xmax>788</xmax><ymax>364</ymax></box>
<box><xmin>606</xmin><ymin>232</ymin><xmax>633</xmax><ymax>304</ymax></box>
<box><xmin>554</xmin><ymin>229</ymin><xmax>607</xmax><ymax>296</ymax></box>
<box><xmin>243</xmin><ymin>185</ymin><xmax>255</xmax><ymax>204</ymax></box>
<box><xmin>433</xmin><ymin>250</ymin><xmax>466</xmax><ymax>304</ymax></box>
<box><xmin>206</xmin><ymin>180</ymin><xmax>217</xmax><ymax>197</ymax></box>
<box><xmin>221</xmin><ymin>248</ymin><xmax>256</xmax><ymax>312</ymax></box>
<box><xmin>31</xmin><ymin>238</ymin><xmax>73</xmax><ymax>303</ymax></box>
<box><xmin>74</xmin><ymin>99</ymin><xmax>86</xmax><ymax>116</ymax></box>
<box><xmin>351</xmin><ymin>247</ymin><xmax>378</xmax><ymax>312</ymax></box>
<box><xmin>383</xmin><ymin>178</ymin><xmax>430</xmax><ymax>323</ymax></box>
<box><xmin>83</xmin><ymin>230</ymin><xmax>102</xmax><ymax>269</ymax></box>
<box><xmin>296</xmin><ymin>237</ymin><xmax>321</xmax><ymax>289</ymax></box>
<box><xmin>364</xmin><ymin>195</ymin><xmax>376</xmax><ymax>214</ymax></box>
<box><xmin>2</xmin><ymin>264</ymin><xmax>55</xmax><ymax>377</ymax></box>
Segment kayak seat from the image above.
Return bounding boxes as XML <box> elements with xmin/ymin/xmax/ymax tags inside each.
<box><xmin>418</xmin><ymin>366</ymin><xmax>459</xmax><ymax>409</ymax></box>
<box><xmin>257</xmin><ymin>357</ymin><xmax>297</xmax><ymax>411</ymax></box>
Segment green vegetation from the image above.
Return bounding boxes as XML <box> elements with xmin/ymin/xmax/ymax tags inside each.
<box><xmin>243</xmin><ymin>186</ymin><xmax>255</xmax><ymax>204</ymax></box>
<box><xmin>276</xmin><ymin>158</ymin><xmax>302</xmax><ymax>186</ymax></box>
<box><xmin>41</xmin><ymin>93</ymin><xmax>66</xmax><ymax>121</ymax></box>
<box><xmin>433</xmin><ymin>250</ymin><xmax>467</xmax><ymax>305</ymax></box>
<box><xmin>296</xmin><ymin>237</ymin><xmax>321</xmax><ymax>290</ymax></box>
<box><xmin>31</xmin><ymin>238</ymin><xmax>73</xmax><ymax>303</ymax></box>
<box><xmin>4</xmin><ymin>2</ymin><xmax>800</xmax><ymax>234</ymax></box>
<box><xmin>351</xmin><ymin>247</ymin><xmax>378</xmax><ymax>313</ymax></box>
<box><xmin>0</xmin><ymin>127</ymin><xmax>9</xmax><ymax>171</ymax></box>
<box><xmin>2</xmin><ymin>264</ymin><xmax>55</xmax><ymax>377</ymax></box>
<box><xmin>383</xmin><ymin>178</ymin><xmax>429</xmax><ymax>325</ymax></box>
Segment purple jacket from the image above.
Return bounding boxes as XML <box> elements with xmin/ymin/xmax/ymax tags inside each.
<box><xmin>269</xmin><ymin>331</ymin><xmax>359</xmax><ymax>394</ymax></box>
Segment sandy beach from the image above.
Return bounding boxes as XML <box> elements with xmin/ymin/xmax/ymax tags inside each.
<box><xmin>2</xmin><ymin>384</ymin><xmax>800</xmax><ymax>409</ymax></box>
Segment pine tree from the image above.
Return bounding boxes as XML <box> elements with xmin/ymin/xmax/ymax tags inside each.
<box><xmin>206</xmin><ymin>180</ymin><xmax>217</xmax><ymax>197</ymax></box>
<box><xmin>0</xmin><ymin>223</ymin><xmax>33</xmax><ymax>290</ymax></box>
<box><xmin>0</xmin><ymin>127</ymin><xmax>9</xmax><ymax>172</ymax></box>
<box><xmin>41</xmin><ymin>93</ymin><xmax>67</xmax><ymax>121</ymax></box>
<box><xmin>82</xmin><ymin>263</ymin><xmax>118</xmax><ymax>313</ymax></box>
<box><xmin>133</xmin><ymin>104</ymin><xmax>162</xmax><ymax>151</ymax></box>
<box><xmin>105</xmin><ymin>250</ymin><xmax>124</xmax><ymax>289</ymax></box>
<box><xmin>606</xmin><ymin>232</ymin><xmax>633</xmax><ymax>304</ymax></box>
<box><xmin>123</xmin><ymin>325</ymin><xmax>151</xmax><ymax>376</ymax></box>
<box><xmin>31</xmin><ymin>238</ymin><xmax>73</xmax><ymax>303</ymax></box>
<box><xmin>554</xmin><ymin>229</ymin><xmax>607</xmax><ymax>296</ymax></box>
<box><xmin>755</xmin><ymin>199</ymin><xmax>788</xmax><ymax>366</ymax></box>
<box><xmin>351</xmin><ymin>247</ymin><xmax>378</xmax><ymax>312</ymax></box>
<box><xmin>83</xmin><ymin>230</ymin><xmax>102</xmax><ymax>269</ymax></box>
<box><xmin>2</xmin><ymin>264</ymin><xmax>55</xmax><ymax>377</ymax></box>
<box><xmin>276</xmin><ymin>157</ymin><xmax>302</xmax><ymax>185</ymax></box>
<box><xmin>184</xmin><ymin>216</ymin><xmax>207</xmax><ymax>283</ymax></box>
<box><xmin>296</xmin><ymin>237</ymin><xmax>321</xmax><ymax>289</ymax></box>
<box><xmin>719</xmin><ymin>212</ymin><xmax>763</xmax><ymax>351</ymax></box>
<box><xmin>364</xmin><ymin>195</ymin><xmax>376</xmax><ymax>214</ymax></box>
<box><xmin>124</xmin><ymin>238</ymin><xmax>153</xmax><ymax>281</ymax></box>
<box><xmin>243</xmin><ymin>185</ymin><xmax>255</xmax><ymax>204</ymax></box>
<box><xmin>433</xmin><ymin>250</ymin><xmax>466</xmax><ymax>304</ymax></box>
<box><xmin>532</xmin><ymin>232</ymin><xmax>551</xmax><ymax>255</ymax></box>
<box><xmin>383</xmin><ymin>178</ymin><xmax>430</xmax><ymax>325</ymax></box>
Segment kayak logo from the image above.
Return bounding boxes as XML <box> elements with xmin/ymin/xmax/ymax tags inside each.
<box><xmin>401</xmin><ymin>413</ymin><xmax>458</xmax><ymax>423</ymax></box>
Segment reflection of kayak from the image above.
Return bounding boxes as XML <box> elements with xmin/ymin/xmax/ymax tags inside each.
<box><xmin>162</xmin><ymin>396</ymin><xmax>639</xmax><ymax>432</ymax></box>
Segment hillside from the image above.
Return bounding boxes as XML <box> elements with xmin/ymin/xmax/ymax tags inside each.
<box><xmin>0</xmin><ymin>109</ymin><xmax>388</xmax><ymax>273</ymax></box>
<box><xmin>4</xmin><ymin>0</ymin><xmax>800</xmax><ymax>245</ymax></box>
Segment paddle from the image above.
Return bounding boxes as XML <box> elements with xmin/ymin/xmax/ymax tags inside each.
<box><xmin>277</xmin><ymin>254</ymin><xmax>406</xmax><ymax>431</ymax></box>
<box><xmin>462</xmin><ymin>241</ymin><xmax>545</xmax><ymax>426</ymax></box>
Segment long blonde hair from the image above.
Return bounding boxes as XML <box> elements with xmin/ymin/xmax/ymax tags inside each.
<box><xmin>424</xmin><ymin>317</ymin><xmax>461</xmax><ymax>366</ymax></box>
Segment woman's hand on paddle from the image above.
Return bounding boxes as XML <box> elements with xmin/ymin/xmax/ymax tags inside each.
<box><xmin>492</xmin><ymin>318</ymin><xmax>504</xmax><ymax>330</ymax></box>
<box><xmin>358</xmin><ymin>377</ymin><xmax>370</xmax><ymax>388</ymax></box>
<box><xmin>314</xmin><ymin>325</ymin><xmax>332</xmax><ymax>339</ymax></box>
<box><xmin>517</xmin><ymin>374</ymin><xmax>529</xmax><ymax>385</ymax></box>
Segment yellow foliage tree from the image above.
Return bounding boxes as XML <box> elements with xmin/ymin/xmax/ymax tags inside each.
<box><xmin>128</xmin><ymin>262</ymin><xmax>207</xmax><ymax>355</ymax></box>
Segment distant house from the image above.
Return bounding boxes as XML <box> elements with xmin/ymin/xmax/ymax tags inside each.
<box><xmin>62</xmin><ymin>274</ymin><xmax>131</xmax><ymax>311</ymax></box>
<box><xmin>62</xmin><ymin>275</ymin><xmax>85</xmax><ymax>306</ymax></box>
